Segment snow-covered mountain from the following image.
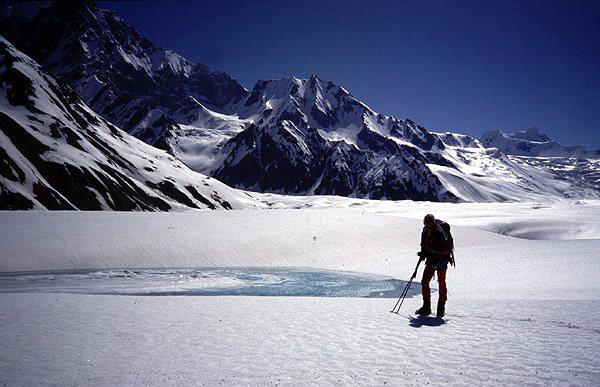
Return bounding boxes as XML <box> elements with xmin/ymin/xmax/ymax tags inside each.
<box><xmin>0</xmin><ymin>37</ymin><xmax>260</xmax><ymax>210</ymax></box>
<box><xmin>429</xmin><ymin>132</ymin><xmax>598</xmax><ymax>202</ymax></box>
<box><xmin>0</xmin><ymin>1</ymin><xmax>247</xmax><ymax>150</ymax></box>
<box><xmin>1</xmin><ymin>1</ymin><xmax>598</xmax><ymax>204</ymax></box>
<box><xmin>0</xmin><ymin>1</ymin><xmax>457</xmax><ymax>201</ymax></box>
<box><xmin>480</xmin><ymin>128</ymin><xmax>600</xmax><ymax>158</ymax></box>
<box><xmin>212</xmin><ymin>75</ymin><xmax>456</xmax><ymax>201</ymax></box>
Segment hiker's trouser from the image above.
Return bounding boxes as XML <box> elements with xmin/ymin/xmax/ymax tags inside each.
<box><xmin>421</xmin><ymin>265</ymin><xmax>447</xmax><ymax>303</ymax></box>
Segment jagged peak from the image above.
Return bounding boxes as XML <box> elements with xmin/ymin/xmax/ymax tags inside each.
<box><xmin>254</xmin><ymin>74</ymin><xmax>334</xmax><ymax>89</ymax></box>
<box><xmin>250</xmin><ymin>75</ymin><xmax>365</xmax><ymax>106</ymax></box>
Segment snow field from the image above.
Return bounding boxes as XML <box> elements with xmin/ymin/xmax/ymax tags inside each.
<box><xmin>1</xmin><ymin>200</ymin><xmax>599</xmax><ymax>385</ymax></box>
<box><xmin>0</xmin><ymin>294</ymin><xmax>598</xmax><ymax>385</ymax></box>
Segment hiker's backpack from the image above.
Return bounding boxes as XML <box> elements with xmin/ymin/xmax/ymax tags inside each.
<box><xmin>436</xmin><ymin>219</ymin><xmax>455</xmax><ymax>266</ymax></box>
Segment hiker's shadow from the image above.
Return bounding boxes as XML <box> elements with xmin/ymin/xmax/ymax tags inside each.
<box><xmin>408</xmin><ymin>315</ymin><xmax>446</xmax><ymax>328</ymax></box>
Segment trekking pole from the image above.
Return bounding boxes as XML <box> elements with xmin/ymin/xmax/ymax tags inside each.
<box><xmin>390</xmin><ymin>258</ymin><xmax>422</xmax><ymax>314</ymax></box>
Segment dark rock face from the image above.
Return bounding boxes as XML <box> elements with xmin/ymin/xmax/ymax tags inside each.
<box><xmin>214</xmin><ymin>119</ymin><xmax>456</xmax><ymax>202</ymax></box>
<box><xmin>214</xmin><ymin>121</ymin><xmax>329</xmax><ymax>194</ymax></box>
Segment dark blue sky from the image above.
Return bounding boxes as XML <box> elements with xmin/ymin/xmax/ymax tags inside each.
<box><xmin>100</xmin><ymin>0</ymin><xmax>600</xmax><ymax>148</ymax></box>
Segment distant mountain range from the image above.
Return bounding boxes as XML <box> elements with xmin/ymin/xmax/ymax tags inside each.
<box><xmin>0</xmin><ymin>1</ymin><xmax>598</xmax><ymax>210</ymax></box>
<box><xmin>480</xmin><ymin>127</ymin><xmax>600</xmax><ymax>159</ymax></box>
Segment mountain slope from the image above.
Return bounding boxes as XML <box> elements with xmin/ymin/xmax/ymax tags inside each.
<box><xmin>0</xmin><ymin>36</ymin><xmax>260</xmax><ymax>211</ymax></box>
<box><xmin>428</xmin><ymin>132</ymin><xmax>588</xmax><ymax>202</ymax></box>
<box><xmin>0</xmin><ymin>1</ymin><xmax>248</xmax><ymax>150</ymax></box>
<box><xmin>507</xmin><ymin>156</ymin><xmax>600</xmax><ymax>199</ymax></box>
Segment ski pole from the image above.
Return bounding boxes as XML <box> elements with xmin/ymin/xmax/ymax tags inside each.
<box><xmin>390</xmin><ymin>271</ymin><xmax>414</xmax><ymax>314</ymax></box>
<box><xmin>393</xmin><ymin>263</ymin><xmax>419</xmax><ymax>313</ymax></box>
<box><xmin>390</xmin><ymin>259</ymin><xmax>421</xmax><ymax>314</ymax></box>
<box><xmin>390</xmin><ymin>280</ymin><xmax>412</xmax><ymax>314</ymax></box>
<box><xmin>390</xmin><ymin>258</ymin><xmax>422</xmax><ymax>314</ymax></box>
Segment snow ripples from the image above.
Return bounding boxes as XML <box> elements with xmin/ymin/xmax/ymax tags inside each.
<box><xmin>0</xmin><ymin>268</ymin><xmax>417</xmax><ymax>298</ymax></box>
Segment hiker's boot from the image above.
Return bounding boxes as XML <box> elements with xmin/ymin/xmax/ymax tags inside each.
<box><xmin>436</xmin><ymin>299</ymin><xmax>446</xmax><ymax>318</ymax></box>
<box><xmin>415</xmin><ymin>301</ymin><xmax>431</xmax><ymax>315</ymax></box>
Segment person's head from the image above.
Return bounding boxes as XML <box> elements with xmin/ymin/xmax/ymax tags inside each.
<box><xmin>423</xmin><ymin>214</ymin><xmax>435</xmax><ymax>230</ymax></box>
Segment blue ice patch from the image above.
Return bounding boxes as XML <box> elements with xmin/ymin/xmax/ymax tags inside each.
<box><xmin>0</xmin><ymin>267</ymin><xmax>423</xmax><ymax>298</ymax></box>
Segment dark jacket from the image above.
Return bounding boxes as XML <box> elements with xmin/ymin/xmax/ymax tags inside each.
<box><xmin>420</xmin><ymin>220</ymin><xmax>451</xmax><ymax>257</ymax></box>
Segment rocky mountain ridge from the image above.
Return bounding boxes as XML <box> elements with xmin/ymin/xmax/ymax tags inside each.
<box><xmin>1</xmin><ymin>1</ymin><xmax>597</xmax><ymax>206</ymax></box>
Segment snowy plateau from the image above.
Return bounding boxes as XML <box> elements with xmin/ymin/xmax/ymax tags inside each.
<box><xmin>0</xmin><ymin>1</ymin><xmax>600</xmax><ymax>386</ymax></box>
<box><xmin>1</xmin><ymin>200</ymin><xmax>600</xmax><ymax>385</ymax></box>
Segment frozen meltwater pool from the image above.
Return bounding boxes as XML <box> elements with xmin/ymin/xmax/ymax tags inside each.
<box><xmin>0</xmin><ymin>268</ymin><xmax>420</xmax><ymax>298</ymax></box>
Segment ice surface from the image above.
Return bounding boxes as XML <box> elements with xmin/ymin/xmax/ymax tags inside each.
<box><xmin>0</xmin><ymin>268</ymin><xmax>416</xmax><ymax>298</ymax></box>
<box><xmin>1</xmin><ymin>201</ymin><xmax>599</xmax><ymax>299</ymax></box>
